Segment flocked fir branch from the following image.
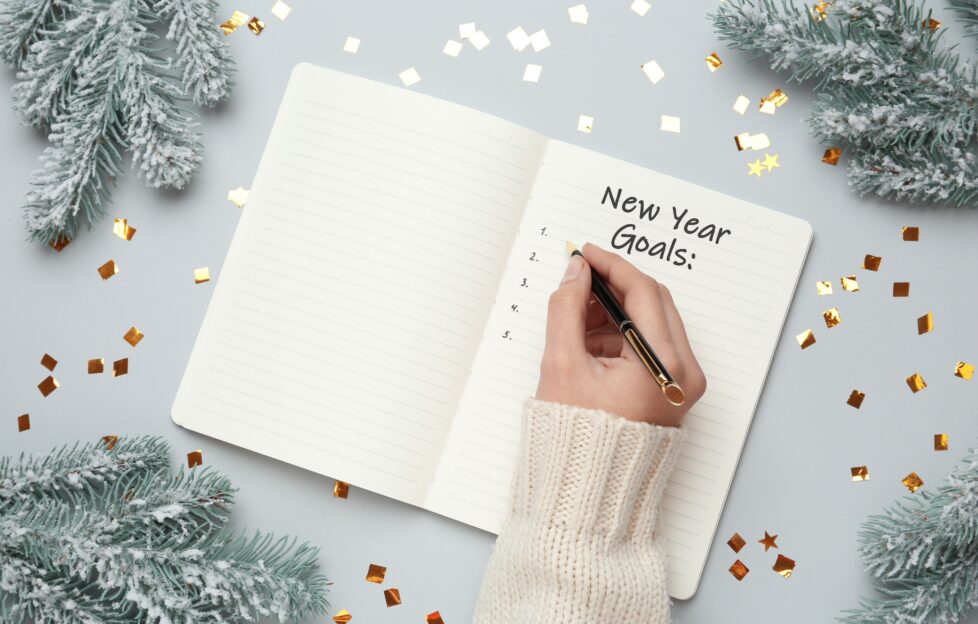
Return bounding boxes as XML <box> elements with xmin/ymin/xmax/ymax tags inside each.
<box><xmin>949</xmin><ymin>0</ymin><xmax>978</xmax><ymax>38</ymax></box>
<box><xmin>713</xmin><ymin>0</ymin><xmax>978</xmax><ymax>206</ymax></box>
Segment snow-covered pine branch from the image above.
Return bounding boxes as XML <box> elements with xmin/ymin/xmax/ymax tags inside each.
<box><xmin>155</xmin><ymin>0</ymin><xmax>234</xmax><ymax>107</ymax></box>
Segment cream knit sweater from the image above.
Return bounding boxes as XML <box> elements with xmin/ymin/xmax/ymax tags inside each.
<box><xmin>473</xmin><ymin>400</ymin><xmax>686</xmax><ymax>624</ymax></box>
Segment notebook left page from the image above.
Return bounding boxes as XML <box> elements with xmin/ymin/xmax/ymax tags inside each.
<box><xmin>172</xmin><ymin>64</ymin><xmax>548</xmax><ymax>506</ymax></box>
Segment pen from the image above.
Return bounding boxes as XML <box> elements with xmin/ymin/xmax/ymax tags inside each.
<box><xmin>566</xmin><ymin>242</ymin><xmax>685</xmax><ymax>406</ymax></box>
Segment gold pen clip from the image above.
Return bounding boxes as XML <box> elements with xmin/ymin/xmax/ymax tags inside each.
<box><xmin>624</xmin><ymin>327</ymin><xmax>686</xmax><ymax>406</ymax></box>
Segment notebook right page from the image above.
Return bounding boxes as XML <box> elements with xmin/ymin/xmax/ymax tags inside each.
<box><xmin>427</xmin><ymin>139</ymin><xmax>812</xmax><ymax>600</ymax></box>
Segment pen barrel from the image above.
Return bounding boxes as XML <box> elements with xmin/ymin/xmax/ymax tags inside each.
<box><xmin>622</xmin><ymin>322</ymin><xmax>674</xmax><ymax>384</ymax></box>
<box><xmin>588</xmin><ymin>265</ymin><xmax>628</xmax><ymax>326</ymax></box>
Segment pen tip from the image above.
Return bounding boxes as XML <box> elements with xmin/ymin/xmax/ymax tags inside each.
<box><xmin>565</xmin><ymin>241</ymin><xmax>578</xmax><ymax>255</ymax></box>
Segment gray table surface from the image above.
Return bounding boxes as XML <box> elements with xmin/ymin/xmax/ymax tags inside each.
<box><xmin>3</xmin><ymin>1</ymin><xmax>977</xmax><ymax>622</ymax></box>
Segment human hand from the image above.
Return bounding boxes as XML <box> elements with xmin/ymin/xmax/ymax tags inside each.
<box><xmin>535</xmin><ymin>243</ymin><xmax>706</xmax><ymax>427</ymax></box>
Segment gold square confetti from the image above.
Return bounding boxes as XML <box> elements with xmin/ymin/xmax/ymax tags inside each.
<box><xmin>847</xmin><ymin>390</ymin><xmax>865</xmax><ymax>409</ymax></box>
<box><xmin>732</xmin><ymin>95</ymin><xmax>750</xmax><ymax>115</ymax></box>
<box><xmin>270</xmin><ymin>0</ymin><xmax>291</xmax><ymax>20</ymax></box>
<box><xmin>773</xmin><ymin>554</ymin><xmax>796</xmax><ymax>578</ymax></box>
<box><xmin>902</xmin><ymin>226</ymin><xmax>919</xmax><ymax>241</ymax></box>
<box><xmin>88</xmin><ymin>358</ymin><xmax>104</xmax><ymax>374</ymax></box>
<box><xmin>727</xmin><ymin>532</ymin><xmax>746</xmax><ymax>553</ymax></box>
<box><xmin>333</xmin><ymin>480</ymin><xmax>350</xmax><ymax>498</ymax></box>
<box><xmin>796</xmin><ymin>329</ymin><xmax>815</xmax><ymax>349</ymax></box>
<box><xmin>862</xmin><ymin>254</ymin><xmax>882</xmax><ymax>271</ymax></box>
<box><xmin>506</xmin><ymin>26</ymin><xmax>530</xmax><ymax>51</ymax></box>
<box><xmin>906</xmin><ymin>373</ymin><xmax>927</xmax><ymax>393</ymax></box>
<box><xmin>577</xmin><ymin>115</ymin><xmax>594</xmax><ymax>133</ymax></box>
<box><xmin>522</xmin><ymin>64</ymin><xmax>542</xmax><ymax>83</ymax></box>
<box><xmin>383</xmin><ymin>588</ymin><xmax>402</xmax><ymax>607</ymax></box>
<box><xmin>816</xmin><ymin>280</ymin><xmax>833</xmax><ymax>296</ymax></box>
<box><xmin>823</xmin><ymin>307</ymin><xmax>841</xmax><ymax>328</ymax></box>
<box><xmin>468</xmin><ymin>30</ymin><xmax>490</xmax><ymax>51</ymax></box>
<box><xmin>934</xmin><ymin>433</ymin><xmax>949</xmax><ymax>451</ymax></box>
<box><xmin>822</xmin><ymin>147</ymin><xmax>842</xmax><ymax>165</ymax></box>
<box><xmin>568</xmin><ymin>4</ymin><xmax>589</xmax><ymax>24</ymax></box>
<box><xmin>112</xmin><ymin>218</ymin><xmax>136</xmax><ymax>241</ymax></box>
<box><xmin>458</xmin><ymin>22</ymin><xmax>476</xmax><ymax>39</ymax></box>
<box><xmin>851</xmin><ymin>465</ymin><xmax>870</xmax><ymax>481</ymax></box>
<box><xmin>426</xmin><ymin>612</ymin><xmax>445</xmax><ymax>624</ymax></box>
<box><xmin>917</xmin><ymin>312</ymin><xmax>933</xmax><ymax>335</ymax></box>
<box><xmin>641</xmin><ymin>59</ymin><xmax>665</xmax><ymax>84</ymax></box>
<box><xmin>102</xmin><ymin>435</ymin><xmax>119</xmax><ymax>450</ymax></box>
<box><xmin>366</xmin><ymin>564</ymin><xmax>387</xmax><ymax>583</ymax></box>
<box><xmin>954</xmin><ymin>361</ymin><xmax>974</xmax><ymax>380</ymax></box>
<box><xmin>705</xmin><ymin>52</ymin><xmax>723</xmax><ymax>72</ymax></box>
<box><xmin>734</xmin><ymin>132</ymin><xmax>770</xmax><ymax>151</ymax></box>
<box><xmin>529</xmin><ymin>29</ymin><xmax>551</xmax><ymax>51</ymax></box>
<box><xmin>112</xmin><ymin>358</ymin><xmax>128</xmax><ymax>377</ymax></box>
<box><xmin>227</xmin><ymin>186</ymin><xmax>249</xmax><ymax>207</ymax></box>
<box><xmin>759</xmin><ymin>99</ymin><xmax>776</xmax><ymax>115</ymax></box>
<box><xmin>660</xmin><ymin>115</ymin><xmax>681</xmax><ymax>134</ymax></box>
<box><xmin>442</xmin><ymin>39</ymin><xmax>462</xmax><ymax>57</ymax></box>
<box><xmin>247</xmin><ymin>16</ymin><xmax>264</xmax><ymax>34</ymax></box>
<box><xmin>841</xmin><ymin>275</ymin><xmax>859</xmax><ymax>292</ymax></box>
<box><xmin>220</xmin><ymin>10</ymin><xmax>248</xmax><ymax>35</ymax></box>
<box><xmin>332</xmin><ymin>610</ymin><xmax>353</xmax><ymax>624</ymax></box>
<box><xmin>41</xmin><ymin>353</ymin><xmax>57</xmax><ymax>371</ymax></box>
<box><xmin>630</xmin><ymin>0</ymin><xmax>651</xmax><ymax>16</ymax></box>
<box><xmin>97</xmin><ymin>259</ymin><xmax>119</xmax><ymax>280</ymax></box>
<box><xmin>811</xmin><ymin>1</ymin><xmax>830</xmax><ymax>21</ymax></box>
<box><xmin>341</xmin><ymin>36</ymin><xmax>360</xmax><ymax>53</ymax></box>
<box><xmin>194</xmin><ymin>267</ymin><xmax>211</xmax><ymax>284</ymax></box>
<box><xmin>38</xmin><ymin>376</ymin><xmax>59</xmax><ymax>397</ymax></box>
<box><xmin>729</xmin><ymin>560</ymin><xmax>749</xmax><ymax>580</ymax></box>
<box><xmin>902</xmin><ymin>472</ymin><xmax>924</xmax><ymax>492</ymax></box>
<box><xmin>398</xmin><ymin>67</ymin><xmax>421</xmax><ymax>87</ymax></box>
<box><xmin>49</xmin><ymin>236</ymin><xmax>71</xmax><ymax>252</ymax></box>
<box><xmin>759</xmin><ymin>89</ymin><xmax>788</xmax><ymax>114</ymax></box>
<box><xmin>187</xmin><ymin>450</ymin><xmax>203</xmax><ymax>468</ymax></box>
<box><xmin>923</xmin><ymin>17</ymin><xmax>941</xmax><ymax>30</ymax></box>
<box><xmin>893</xmin><ymin>282</ymin><xmax>910</xmax><ymax>297</ymax></box>
<box><xmin>124</xmin><ymin>326</ymin><xmax>144</xmax><ymax>347</ymax></box>
<box><xmin>17</xmin><ymin>414</ymin><xmax>30</xmax><ymax>432</ymax></box>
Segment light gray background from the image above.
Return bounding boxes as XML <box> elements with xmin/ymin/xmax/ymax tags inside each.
<box><xmin>3</xmin><ymin>1</ymin><xmax>977</xmax><ymax>622</ymax></box>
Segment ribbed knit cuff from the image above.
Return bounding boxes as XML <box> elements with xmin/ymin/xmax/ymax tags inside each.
<box><xmin>510</xmin><ymin>399</ymin><xmax>686</xmax><ymax>544</ymax></box>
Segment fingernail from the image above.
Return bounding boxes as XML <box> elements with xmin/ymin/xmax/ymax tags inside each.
<box><xmin>561</xmin><ymin>256</ymin><xmax>583</xmax><ymax>284</ymax></box>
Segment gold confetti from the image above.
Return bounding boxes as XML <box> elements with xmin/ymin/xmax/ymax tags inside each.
<box><xmin>333</xmin><ymin>480</ymin><xmax>350</xmax><ymax>498</ymax></box>
<box><xmin>97</xmin><ymin>259</ymin><xmax>119</xmax><ymax>280</ymax></box>
<box><xmin>187</xmin><ymin>450</ymin><xmax>203</xmax><ymax>468</ymax></box>
<box><xmin>40</xmin><ymin>353</ymin><xmax>57</xmax><ymax>371</ymax></box>
<box><xmin>705</xmin><ymin>52</ymin><xmax>723</xmax><ymax>72</ymax></box>
<box><xmin>459</xmin><ymin>22</ymin><xmax>476</xmax><ymax>39</ymax></box>
<box><xmin>923</xmin><ymin>17</ymin><xmax>941</xmax><ymax>30</ymax></box>
<box><xmin>270</xmin><ymin>0</ymin><xmax>291</xmax><ymax>20</ymax></box>
<box><xmin>399</xmin><ymin>67</ymin><xmax>421</xmax><ymax>87</ymax></box>
<box><xmin>426</xmin><ymin>612</ymin><xmax>445</xmax><ymax>624</ymax></box>
<box><xmin>220</xmin><ymin>10</ymin><xmax>248</xmax><ymax>35</ymax></box>
<box><xmin>17</xmin><ymin>414</ymin><xmax>30</xmax><ymax>432</ymax></box>
<box><xmin>443</xmin><ymin>39</ymin><xmax>462</xmax><ymax>57</ymax></box>
<box><xmin>383</xmin><ymin>588</ymin><xmax>401</xmax><ymax>608</ymax></box>
<box><xmin>630</xmin><ymin>0</ymin><xmax>651</xmax><ymax>16</ymax></box>
<box><xmin>528</xmin><ymin>29</ymin><xmax>550</xmax><ymax>51</ymax></box>
<box><xmin>506</xmin><ymin>26</ymin><xmax>530</xmax><ymax>51</ymax></box>
<box><xmin>902</xmin><ymin>472</ymin><xmax>924</xmax><ymax>492</ymax></box>
<box><xmin>734</xmin><ymin>132</ymin><xmax>771</xmax><ymax>151</ymax></box>
<box><xmin>641</xmin><ymin>59</ymin><xmax>665</xmax><ymax>84</ymax></box>
<box><xmin>247</xmin><ymin>16</ymin><xmax>264</xmax><ymax>34</ymax></box>
<box><xmin>227</xmin><ymin>186</ymin><xmax>249</xmax><ymax>207</ymax></box>
<box><xmin>902</xmin><ymin>226</ymin><xmax>919</xmax><ymax>241</ymax></box>
<box><xmin>732</xmin><ymin>95</ymin><xmax>750</xmax><ymax>115</ymax></box>
<box><xmin>123</xmin><ymin>326</ymin><xmax>144</xmax><ymax>347</ymax></box>
<box><xmin>851</xmin><ymin>465</ymin><xmax>870</xmax><ymax>481</ymax></box>
<box><xmin>841</xmin><ymin>275</ymin><xmax>859</xmax><ymax>292</ymax></box>
<box><xmin>568</xmin><ymin>4</ymin><xmax>589</xmax><ymax>24</ymax></box>
<box><xmin>38</xmin><ymin>376</ymin><xmax>59</xmax><ymax>397</ymax></box>
<box><xmin>847</xmin><ymin>390</ymin><xmax>865</xmax><ymax>409</ymax></box>
<box><xmin>917</xmin><ymin>312</ymin><xmax>933</xmax><ymax>335</ymax></box>
<box><xmin>49</xmin><ymin>236</ymin><xmax>71</xmax><ymax>252</ymax></box>
<box><xmin>366</xmin><ymin>564</ymin><xmax>386</xmax><ymax>583</ymax></box>
<box><xmin>822</xmin><ymin>147</ymin><xmax>842</xmax><ymax>165</ymax></box>
<box><xmin>893</xmin><ymin>282</ymin><xmax>910</xmax><ymax>297</ymax></box>
<box><xmin>727</xmin><ymin>532</ymin><xmax>746</xmax><ymax>553</ymax></box>
<box><xmin>522</xmin><ymin>64</ymin><xmax>542</xmax><ymax>83</ymax></box>
<box><xmin>759</xmin><ymin>88</ymin><xmax>788</xmax><ymax>114</ymax></box>
<box><xmin>88</xmin><ymin>358</ymin><xmax>104</xmax><ymax>374</ymax></box>
<box><xmin>577</xmin><ymin>115</ymin><xmax>594</xmax><ymax>133</ymax></box>
<box><xmin>747</xmin><ymin>159</ymin><xmax>764</xmax><ymax>177</ymax></box>
<box><xmin>468</xmin><ymin>30</ymin><xmax>490</xmax><ymax>51</ymax></box>
<box><xmin>112</xmin><ymin>358</ymin><xmax>128</xmax><ymax>377</ymax></box>
<box><xmin>862</xmin><ymin>254</ymin><xmax>882</xmax><ymax>271</ymax></box>
<box><xmin>906</xmin><ymin>372</ymin><xmax>927</xmax><ymax>393</ymax></box>
<box><xmin>796</xmin><ymin>329</ymin><xmax>816</xmax><ymax>349</ymax></box>
<box><xmin>729</xmin><ymin>560</ymin><xmax>749</xmax><ymax>580</ymax></box>
<box><xmin>773</xmin><ymin>554</ymin><xmax>796</xmax><ymax>578</ymax></box>
<box><xmin>823</xmin><ymin>307</ymin><xmax>841</xmax><ymax>328</ymax></box>
<box><xmin>758</xmin><ymin>531</ymin><xmax>778</xmax><ymax>552</ymax></box>
<box><xmin>954</xmin><ymin>361</ymin><xmax>974</xmax><ymax>380</ymax></box>
<box><xmin>341</xmin><ymin>36</ymin><xmax>360</xmax><ymax>53</ymax></box>
<box><xmin>934</xmin><ymin>433</ymin><xmax>949</xmax><ymax>451</ymax></box>
<box><xmin>811</xmin><ymin>1</ymin><xmax>831</xmax><ymax>21</ymax></box>
<box><xmin>102</xmin><ymin>435</ymin><xmax>119</xmax><ymax>450</ymax></box>
<box><xmin>112</xmin><ymin>218</ymin><xmax>136</xmax><ymax>241</ymax></box>
<box><xmin>660</xmin><ymin>115</ymin><xmax>681</xmax><ymax>134</ymax></box>
<box><xmin>332</xmin><ymin>610</ymin><xmax>353</xmax><ymax>624</ymax></box>
<box><xmin>816</xmin><ymin>280</ymin><xmax>833</xmax><ymax>296</ymax></box>
<box><xmin>194</xmin><ymin>267</ymin><xmax>211</xmax><ymax>284</ymax></box>
<box><xmin>762</xmin><ymin>153</ymin><xmax>780</xmax><ymax>172</ymax></box>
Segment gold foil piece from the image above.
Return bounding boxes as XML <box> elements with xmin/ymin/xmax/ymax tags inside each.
<box><xmin>841</xmin><ymin>275</ymin><xmax>859</xmax><ymax>292</ymax></box>
<box><xmin>732</xmin><ymin>95</ymin><xmax>750</xmax><ymax>115</ymax></box>
<box><xmin>426</xmin><ymin>612</ymin><xmax>445</xmax><ymax>624</ymax></box>
<box><xmin>124</xmin><ymin>326</ymin><xmax>144</xmax><ymax>347</ymax></box>
<box><xmin>851</xmin><ymin>465</ymin><xmax>870</xmax><ymax>481</ymax></box>
<box><xmin>729</xmin><ymin>560</ymin><xmax>749</xmax><ymax>580</ymax></box>
<box><xmin>112</xmin><ymin>358</ymin><xmax>128</xmax><ymax>377</ymax></box>
<box><xmin>270</xmin><ymin>0</ymin><xmax>291</xmax><ymax>20</ymax></box>
<box><xmin>383</xmin><ymin>588</ymin><xmax>401</xmax><ymax>608</ymax></box>
<box><xmin>902</xmin><ymin>472</ymin><xmax>924</xmax><ymax>492</ymax></box>
<box><xmin>934</xmin><ymin>433</ymin><xmax>949</xmax><ymax>451</ymax></box>
<box><xmin>332</xmin><ymin>610</ymin><xmax>353</xmax><ymax>624</ymax></box>
<box><xmin>923</xmin><ymin>17</ymin><xmax>941</xmax><ymax>30</ymax></box>
<box><xmin>822</xmin><ymin>147</ymin><xmax>842</xmax><ymax>165</ymax></box>
<box><xmin>906</xmin><ymin>372</ymin><xmax>927</xmax><ymax>393</ymax></box>
<box><xmin>796</xmin><ymin>329</ymin><xmax>815</xmax><ymax>349</ymax></box>
<box><xmin>630</xmin><ymin>0</ymin><xmax>651</xmax><ymax>16</ymax></box>
<box><xmin>523</xmin><ymin>64</ymin><xmax>542</xmax><ymax>83</ymax></box>
<box><xmin>97</xmin><ymin>259</ymin><xmax>119</xmax><ymax>280</ymax></box>
<box><xmin>773</xmin><ymin>554</ymin><xmax>796</xmax><ymax>578</ymax></box>
<box><xmin>660</xmin><ymin>115</ymin><xmax>681</xmax><ymax>134</ymax></box>
<box><xmin>735</xmin><ymin>132</ymin><xmax>771</xmax><ymax>151</ymax></box>
<box><xmin>399</xmin><ymin>67</ymin><xmax>421</xmax><ymax>87</ymax></box>
<box><xmin>187</xmin><ymin>450</ymin><xmax>203</xmax><ymax>468</ymax></box>
<box><xmin>641</xmin><ymin>59</ymin><xmax>665</xmax><ymax>84</ymax></box>
<box><xmin>221</xmin><ymin>10</ymin><xmax>248</xmax><ymax>35</ymax></box>
<box><xmin>18</xmin><ymin>414</ymin><xmax>30</xmax><ymax>432</ymax></box>
<box><xmin>227</xmin><ymin>186</ymin><xmax>249</xmax><ymax>207</ymax></box>
<box><xmin>112</xmin><ymin>218</ymin><xmax>136</xmax><ymax>241</ymax></box>
<box><xmin>759</xmin><ymin>99</ymin><xmax>776</xmax><ymax>115</ymax></box>
<box><xmin>811</xmin><ymin>1</ymin><xmax>831</xmax><ymax>21</ymax></box>
<box><xmin>38</xmin><ymin>376</ymin><xmax>59</xmax><ymax>397</ymax></box>
<box><xmin>759</xmin><ymin>89</ymin><xmax>788</xmax><ymax>114</ymax></box>
<box><xmin>247</xmin><ymin>16</ymin><xmax>264</xmax><ymax>34</ymax></box>
<box><xmin>344</xmin><ymin>36</ymin><xmax>361</xmax><ymax>54</ymax></box>
<box><xmin>862</xmin><ymin>254</ymin><xmax>881</xmax><ymax>271</ymax></box>
<box><xmin>366</xmin><ymin>564</ymin><xmax>386</xmax><ymax>583</ymax></box>
<box><xmin>823</xmin><ymin>307</ymin><xmax>841</xmax><ymax>328</ymax></box>
<box><xmin>727</xmin><ymin>532</ymin><xmax>746</xmax><ymax>553</ymax></box>
<box><xmin>758</xmin><ymin>531</ymin><xmax>778</xmax><ymax>552</ymax></box>
<box><xmin>705</xmin><ymin>52</ymin><xmax>723</xmax><ymax>72</ymax></box>
<box><xmin>568</xmin><ymin>4</ymin><xmax>589</xmax><ymax>24</ymax></box>
<box><xmin>194</xmin><ymin>267</ymin><xmax>211</xmax><ymax>284</ymax></box>
<box><xmin>578</xmin><ymin>115</ymin><xmax>594</xmax><ymax>133</ymax></box>
<box><xmin>442</xmin><ymin>39</ymin><xmax>462</xmax><ymax>57</ymax></box>
<box><xmin>847</xmin><ymin>390</ymin><xmax>865</xmax><ymax>409</ymax></box>
<box><xmin>49</xmin><ymin>236</ymin><xmax>71</xmax><ymax>252</ymax></box>
<box><xmin>917</xmin><ymin>312</ymin><xmax>934</xmax><ymax>335</ymax></box>
<box><xmin>102</xmin><ymin>435</ymin><xmax>119</xmax><ymax>450</ymax></box>
<box><xmin>816</xmin><ymin>280</ymin><xmax>833</xmax><ymax>296</ymax></box>
<box><xmin>40</xmin><ymin>353</ymin><xmax>57</xmax><ymax>371</ymax></box>
<box><xmin>333</xmin><ymin>480</ymin><xmax>350</xmax><ymax>498</ymax></box>
<box><xmin>893</xmin><ymin>282</ymin><xmax>910</xmax><ymax>297</ymax></box>
<box><xmin>902</xmin><ymin>226</ymin><xmax>919</xmax><ymax>241</ymax></box>
<box><xmin>954</xmin><ymin>361</ymin><xmax>974</xmax><ymax>380</ymax></box>
<box><xmin>88</xmin><ymin>358</ymin><xmax>104</xmax><ymax>374</ymax></box>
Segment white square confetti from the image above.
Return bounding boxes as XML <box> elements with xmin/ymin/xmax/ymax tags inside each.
<box><xmin>631</xmin><ymin>0</ymin><xmax>651</xmax><ymax>16</ymax></box>
<box><xmin>577</xmin><ymin>115</ymin><xmax>593</xmax><ymax>133</ymax></box>
<box><xmin>507</xmin><ymin>26</ymin><xmax>530</xmax><ymax>51</ymax></box>
<box><xmin>529</xmin><ymin>29</ymin><xmax>551</xmax><ymax>51</ymax></box>
<box><xmin>443</xmin><ymin>39</ymin><xmax>463</xmax><ymax>57</ymax></box>
<box><xmin>399</xmin><ymin>67</ymin><xmax>421</xmax><ymax>87</ymax></box>
<box><xmin>760</xmin><ymin>100</ymin><xmax>776</xmax><ymax>114</ymax></box>
<box><xmin>523</xmin><ymin>63</ymin><xmax>542</xmax><ymax>82</ymax></box>
<box><xmin>270</xmin><ymin>0</ymin><xmax>291</xmax><ymax>20</ymax></box>
<box><xmin>660</xmin><ymin>115</ymin><xmax>681</xmax><ymax>133</ymax></box>
<box><xmin>568</xmin><ymin>4</ymin><xmax>589</xmax><ymax>23</ymax></box>
<box><xmin>469</xmin><ymin>30</ymin><xmax>490</xmax><ymax>50</ymax></box>
<box><xmin>733</xmin><ymin>95</ymin><xmax>750</xmax><ymax>115</ymax></box>
<box><xmin>749</xmin><ymin>132</ymin><xmax>771</xmax><ymax>149</ymax></box>
<box><xmin>459</xmin><ymin>22</ymin><xmax>476</xmax><ymax>39</ymax></box>
<box><xmin>641</xmin><ymin>59</ymin><xmax>664</xmax><ymax>84</ymax></box>
<box><xmin>343</xmin><ymin>36</ymin><xmax>360</xmax><ymax>54</ymax></box>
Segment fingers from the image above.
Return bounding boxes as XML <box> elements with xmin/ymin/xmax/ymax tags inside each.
<box><xmin>585</xmin><ymin>296</ymin><xmax>611</xmax><ymax>331</ymax></box>
<box><xmin>658</xmin><ymin>284</ymin><xmax>707</xmax><ymax>400</ymax></box>
<box><xmin>585</xmin><ymin>328</ymin><xmax>624</xmax><ymax>358</ymax></box>
<box><xmin>543</xmin><ymin>255</ymin><xmax>593</xmax><ymax>364</ymax></box>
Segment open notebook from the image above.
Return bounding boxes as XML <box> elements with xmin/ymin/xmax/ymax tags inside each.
<box><xmin>172</xmin><ymin>64</ymin><xmax>812</xmax><ymax>599</ymax></box>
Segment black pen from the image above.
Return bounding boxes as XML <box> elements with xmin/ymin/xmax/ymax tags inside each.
<box><xmin>566</xmin><ymin>242</ymin><xmax>685</xmax><ymax>406</ymax></box>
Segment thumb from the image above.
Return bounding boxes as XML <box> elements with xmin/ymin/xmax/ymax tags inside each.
<box><xmin>543</xmin><ymin>254</ymin><xmax>592</xmax><ymax>361</ymax></box>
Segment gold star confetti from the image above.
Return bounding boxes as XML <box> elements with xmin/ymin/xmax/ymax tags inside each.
<box><xmin>332</xmin><ymin>610</ymin><xmax>352</xmax><ymax>624</ymax></box>
<box><xmin>333</xmin><ymin>480</ymin><xmax>350</xmax><ymax>498</ymax></box>
<box><xmin>40</xmin><ymin>353</ymin><xmax>57</xmax><ymax>371</ymax></box>
<box><xmin>841</xmin><ymin>275</ymin><xmax>859</xmax><ymax>292</ymax></box>
<box><xmin>862</xmin><ymin>254</ymin><xmax>881</xmax><ymax>271</ymax></box>
<box><xmin>906</xmin><ymin>372</ymin><xmax>927</xmax><ymax>393</ymax></box>
<box><xmin>17</xmin><ymin>414</ymin><xmax>30</xmax><ymax>432</ymax></box>
<box><xmin>735</xmin><ymin>132</ymin><xmax>771</xmax><ymax>151</ymax></box>
<box><xmin>934</xmin><ymin>433</ymin><xmax>949</xmax><ymax>451</ymax></box>
<box><xmin>49</xmin><ymin>236</ymin><xmax>71</xmax><ymax>252</ymax></box>
<box><xmin>97</xmin><ymin>259</ymin><xmax>119</xmax><ymax>280</ymax></box>
<box><xmin>247</xmin><ymin>16</ymin><xmax>264</xmax><ymax>34</ymax></box>
<box><xmin>727</xmin><ymin>532</ymin><xmax>746</xmax><ymax>553</ymax></box>
<box><xmin>923</xmin><ymin>17</ymin><xmax>941</xmax><ymax>30</ymax></box>
<box><xmin>123</xmin><ymin>326</ymin><xmax>144</xmax><ymax>347</ymax></box>
<box><xmin>426</xmin><ymin>612</ymin><xmax>445</xmax><ymax>624</ymax></box>
<box><xmin>902</xmin><ymin>472</ymin><xmax>924</xmax><ymax>492</ymax></box>
<box><xmin>759</xmin><ymin>88</ymin><xmax>788</xmax><ymax>114</ymax></box>
<box><xmin>954</xmin><ymin>361</ymin><xmax>974</xmax><ymax>380</ymax></box>
<box><xmin>442</xmin><ymin>39</ymin><xmax>462</xmax><ymax>57</ymax></box>
<box><xmin>758</xmin><ymin>531</ymin><xmax>779</xmax><ymax>551</ymax></box>
<box><xmin>823</xmin><ymin>307</ymin><xmax>841</xmax><ymax>328</ymax></box>
<box><xmin>762</xmin><ymin>153</ymin><xmax>780</xmax><ymax>172</ymax></box>
<box><xmin>822</xmin><ymin>147</ymin><xmax>842</xmax><ymax>165</ymax></box>
<box><xmin>816</xmin><ymin>280</ymin><xmax>833</xmax><ymax>295</ymax></box>
<box><xmin>577</xmin><ymin>115</ymin><xmax>594</xmax><ymax>133</ymax></box>
<box><xmin>747</xmin><ymin>159</ymin><xmax>764</xmax><ymax>177</ymax></box>
<box><xmin>112</xmin><ymin>218</ymin><xmax>137</xmax><ymax>241</ymax></box>
<box><xmin>529</xmin><ymin>29</ymin><xmax>551</xmax><ymax>51</ymax></box>
<box><xmin>917</xmin><ymin>312</ymin><xmax>933</xmax><ymax>335</ymax></box>
<box><xmin>38</xmin><ymin>376</ymin><xmax>59</xmax><ymax>397</ymax></box>
<box><xmin>732</xmin><ymin>95</ymin><xmax>750</xmax><ymax>115</ymax></box>
<box><xmin>811</xmin><ymin>1</ymin><xmax>831</xmax><ymax>21</ymax></box>
<box><xmin>893</xmin><ymin>282</ymin><xmax>910</xmax><ymax>297</ymax></box>
<box><xmin>705</xmin><ymin>52</ymin><xmax>723</xmax><ymax>72</ymax></box>
<box><xmin>641</xmin><ymin>59</ymin><xmax>665</xmax><ymax>84</ymax></box>
<box><xmin>522</xmin><ymin>64</ymin><xmax>542</xmax><ymax>83</ymax></box>
<box><xmin>220</xmin><ymin>10</ymin><xmax>248</xmax><ymax>35</ymax></box>
<box><xmin>270</xmin><ymin>0</ymin><xmax>291</xmax><ymax>20</ymax></box>
<box><xmin>630</xmin><ymin>0</ymin><xmax>651</xmax><ymax>16</ymax></box>
<box><xmin>187</xmin><ymin>450</ymin><xmax>203</xmax><ymax>468</ymax></box>
<box><xmin>366</xmin><ymin>564</ymin><xmax>386</xmax><ymax>583</ymax></box>
<box><xmin>847</xmin><ymin>390</ymin><xmax>865</xmax><ymax>409</ymax></box>
<box><xmin>88</xmin><ymin>358</ymin><xmax>104</xmax><ymax>374</ymax></box>
<box><xmin>398</xmin><ymin>67</ymin><xmax>421</xmax><ymax>87</ymax></box>
<box><xmin>227</xmin><ymin>186</ymin><xmax>249</xmax><ymax>207</ymax></box>
<box><xmin>194</xmin><ymin>267</ymin><xmax>211</xmax><ymax>284</ymax></box>
<box><xmin>468</xmin><ymin>30</ymin><xmax>490</xmax><ymax>51</ymax></box>
<box><xmin>568</xmin><ymin>4</ymin><xmax>589</xmax><ymax>24</ymax></box>
<box><xmin>383</xmin><ymin>588</ymin><xmax>402</xmax><ymax>608</ymax></box>
<box><xmin>851</xmin><ymin>465</ymin><xmax>870</xmax><ymax>481</ymax></box>
<box><xmin>729</xmin><ymin>560</ymin><xmax>749</xmax><ymax>580</ymax></box>
<box><xmin>506</xmin><ymin>26</ymin><xmax>530</xmax><ymax>51</ymax></box>
<box><xmin>796</xmin><ymin>329</ymin><xmax>815</xmax><ymax>349</ymax></box>
<box><xmin>773</xmin><ymin>554</ymin><xmax>796</xmax><ymax>578</ymax></box>
<box><xmin>102</xmin><ymin>435</ymin><xmax>119</xmax><ymax>450</ymax></box>
<box><xmin>112</xmin><ymin>358</ymin><xmax>128</xmax><ymax>377</ymax></box>
<box><xmin>902</xmin><ymin>226</ymin><xmax>919</xmax><ymax>241</ymax></box>
<box><xmin>660</xmin><ymin>115</ymin><xmax>681</xmax><ymax>133</ymax></box>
